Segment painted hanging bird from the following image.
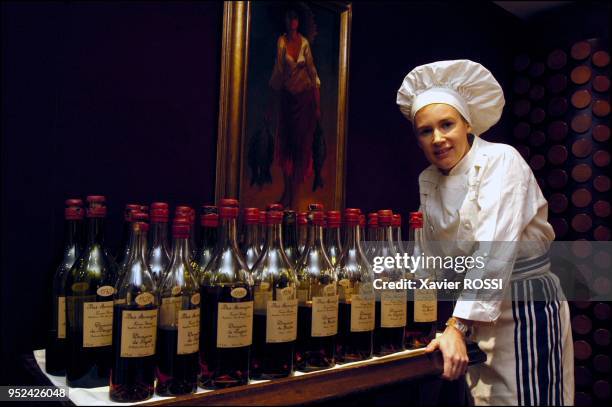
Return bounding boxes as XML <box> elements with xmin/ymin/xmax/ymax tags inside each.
<box><xmin>312</xmin><ymin>121</ymin><xmax>326</xmax><ymax>191</ymax></box>
<box><xmin>247</xmin><ymin>119</ymin><xmax>274</xmax><ymax>186</ymax></box>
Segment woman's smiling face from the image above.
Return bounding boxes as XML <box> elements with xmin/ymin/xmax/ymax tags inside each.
<box><xmin>413</xmin><ymin>103</ymin><xmax>473</xmax><ymax>172</ymax></box>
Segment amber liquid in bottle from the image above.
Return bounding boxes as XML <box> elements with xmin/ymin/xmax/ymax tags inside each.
<box><xmin>251</xmin><ymin>211</ymin><xmax>298</xmax><ymax>379</ymax></box>
<box><xmin>65</xmin><ymin>196</ymin><xmax>115</xmax><ymax>388</ymax></box>
<box><xmin>46</xmin><ymin>201</ymin><xmax>84</xmax><ymax>376</ymax></box>
<box><xmin>336</xmin><ymin>210</ymin><xmax>375</xmax><ymax>363</ymax></box>
<box><xmin>295</xmin><ymin>210</ymin><xmax>338</xmax><ymax>371</ymax></box>
<box><xmin>199</xmin><ymin>205</ymin><xmax>253</xmax><ymax>389</ymax></box>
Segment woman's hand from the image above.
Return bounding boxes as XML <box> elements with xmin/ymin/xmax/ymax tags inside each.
<box><xmin>425</xmin><ymin>325</ymin><xmax>469</xmax><ymax>381</ymax></box>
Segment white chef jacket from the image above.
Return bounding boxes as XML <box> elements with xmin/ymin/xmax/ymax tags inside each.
<box><xmin>417</xmin><ymin>136</ymin><xmax>555</xmax><ymax>323</ymax></box>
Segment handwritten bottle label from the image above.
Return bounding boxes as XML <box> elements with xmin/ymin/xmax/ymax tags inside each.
<box><xmin>311</xmin><ymin>295</ymin><xmax>339</xmax><ymax>337</ymax></box>
<box><xmin>120</xmin><ymin>309</ymin><xmax>158</xmax><ymax>357</ymax></box>
<box><xmin>380</xmin><ymin>289</ymin><xmax>407</xmax><ymax>328</ymax></box>
<box><xmin>338</xmin><ymin>279</ymin><xmax>353</xmax><ymax>302</ymax></box>
<box><xmin>266</xmin><ymin>298</ymin><xmax>298</xmax><ymax>343</ymax></box>
<box><xmin>216</xmin><ymin>302</ymin><xmax>254</xmax><ymax>348</ymax></box>
<box><xmin>350</xmin><ymin>294</ymin><xmax>375</xmax><ymax>332</ymax></box>
<box><xmin>57</xmin><ymin>296</ymin><xmax>66</xmax><ymax>339</ymax></box>
<box><xmin>177</xmin><ymin>309</ymin><xmax>200</xmax><ymax>355</ymax></box>
<box><xmin>414</xmin><ymin>289</ymin><xmax>437</xmax><ymax>322</ymax></box>
<box><xmin>160</xmin><ymin>296</ymin><xmax>183</xmax><ymax>327</ymax></box>
<box><xmin>82</xmin><ymin>301</ymin><xmax>113</xmax><ymax>347</ymax></box>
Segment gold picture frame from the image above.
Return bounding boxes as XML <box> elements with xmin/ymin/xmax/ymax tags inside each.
<box><xmin>215</xmin><ymin>1</ymin><xmax>352</xmax><ymax>211</ymax></box>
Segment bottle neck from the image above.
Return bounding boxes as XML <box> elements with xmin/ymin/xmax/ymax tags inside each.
<box><xmin>306</xmin><ymin>223</ymin><xmax>326</xmax><ymax>250</ymax></box>
<box><xmin>283</xmin><ymin>221</ymin><xmax>298</xmax><ymax>248</ymax></box>
<box><xmin>325</xmin><ymin>226</ymin><xmax>342</xmax><ymax>248</ymax></box>
<box><xmin>150</xmin><ymin>222</ymin><xmax>169</xmax><ymax>250</ymax></box>
<box><xmin>343</xmin><ymin>223</ymin><xmax>363</xmax><ymax>252</ymax></box>
<box><xmin>243</xmin><ymin>223</ymin><xmax>259</xmax><ymax>247</ymax></box>
<box><xmin>170</xmin><ymin>236</ymin><xmax>191</xmax><ymax>265</ymax></box>
<box><xmin>382</xmin><ymin>224</ymin><xmax>394</xmax><ymax>245</ymax></box>
<box><xmin>199</xmin><ymin>225</ymin><xmax>218</xmax><ymax>248</ymax></box>
<box><xmin>264</xmin><ymin>223</ymin><xmax>284</xmax><ymax>250</ymax></box>
<box><xmin>65</xmin><ymin>219</ymin><xmax>82</xmax><ymax>248</ymax></box>
<box><xmin>127</xmin><ymin>227</ymin><xmax>147</xmax><ymax>265</ymax></box>
<box><xmin>218</xmin><ymin>218</ymin><xmax>239</xmax><ymax>249</ymax></box>
<box><xmin>86</xmin><ymin>217</ymin><xmax>105</xmax><ymax>245</ymax></box>
<box><xmin>412</xmin><ymin>225</ymin><xmax>423</xmax><ymax>254</ymax></box>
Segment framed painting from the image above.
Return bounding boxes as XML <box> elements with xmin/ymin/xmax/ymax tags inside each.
<box><xmin>215</xmin><ymin>1</ymin><xmax>351</xmax><ymax>212</ymax></box>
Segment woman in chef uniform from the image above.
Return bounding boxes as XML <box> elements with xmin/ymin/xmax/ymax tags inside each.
<box><xmin>396</xmin><ymin>60</ymin><xmax>574</xmax><ymax>406</ymax></box>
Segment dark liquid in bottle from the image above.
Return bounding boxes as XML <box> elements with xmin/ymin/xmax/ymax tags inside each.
<box><xmin>46</xmin><ymin>325</ymin><xmax>65</xmax><ymax>376</ymax></box>
<box><xmin>336</xmin><ymin>302</ymin><xmax>373</xmax><ymax>363</ymax></box>
<box><xmin>110</xmin><ymin>304</ymin><xmax>156</xmax><ymax>402</ymax></box>
<box><xmin>251</xmin><ymin>313</ymin><xmax>294</xmax><ymax>379</ymax></box>
<box><xmin>198</xmin><ymin>285</ymin><xmax>251</xmax><ymax>389</ymax></box>
<box><xmin>65</xmin><ymin>296</ymin><xmax>112</xmax><ymax>388</ymax></box>
<box><xmin>373</xmin><ymin>302</ymin><xmax>405</xmax><ymax>356</ymax></box>
<box><xmin>295</xmin><ymin>306</ymin><xmax>335</xmax><ymax>371</ymax></box>
<box><xmin>156</xmin><ymin>327</ymin><xmax>198</xmax><ymax>396</ymax></box>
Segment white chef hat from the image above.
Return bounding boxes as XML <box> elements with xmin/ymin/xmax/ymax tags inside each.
<box><xmin>396</xmin><ymin>59</ymin><xmax>505</xmax><ymax>136</ymax></box>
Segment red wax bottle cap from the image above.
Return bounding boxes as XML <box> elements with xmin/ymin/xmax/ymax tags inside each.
<box><xmin>175</xmin><ymin>205</ymin><xmax>191</xmax><ymax>214</ymax></box>
<box><xmin>298</xmin><ymin>212</ymin><xmax>308</xmax><ymax>225</ymax></box>
<box><xmin>243</xmin><ymin>208</ymin><xmax>260</xmax><ymax>224</ymax></box>
<box><xmin>368</xmin><ymin>213</ymin><xmax>379</xmax><ymax>227</ymax></box>
<box><xmin>393</xmin><ymin>214</ymin><xmax>402</xmax><ymax>228</ymax></box>
<box><xmin>359</xmin><ymin>214</ymin><xmax>366</xmax><ymax>227</ymax></box>
<box><xmin>377</xmin><ymin>209</ymin><xmax>393</xmax><ymax>225</ymax></box>
<box><xmin>174</xmin><ymin>216</ymin><xmax>190</xmax><ymax>225</ymax></box>
<box><xmin>259</xmin><ymin>211</ymin><xmax>266</xmax><ymax>224</ymax></box>
<box><xmin>132</xmin><ymin>212</ymin><xmax>148</xmax><ymax>222</ymax></box>
<box><xmin>172</xmin><ymin>223</ymin><xmax>190</xmax><ymax>238</ymax></box>
<box><xmin>345</xmin><ymin>212</ymin><xmax>360</xmax><ymax>225</ymax></box>
<box><xmin>86</xmin><ymin>195</ymin><xmax>106</xmax><ymax>204</ymax></box>
<box><xmin>409</xmin><ymin>212</ymin><xmax>423</xmax><ymax>228</ymax></box>
<box><xmin>65</xmin><ymin>207</ymin><xmax>84</xmax><ymax>220</ymax></box>
<box><xmin>86</xmin><ymin>206</ymin><xmax>107</xmax><ymax>218</ymax></box>
<box><xmin>219</xmin><ymin>198</ymin><xmax>239</xmax><ymax>208</ymax></box>
<box><xmin>202</xmin><ymin>205</ymin><xmax>218</xmax><ymax>215</ymax></box>
<box><xmin>326</xmin><ymin>211</ymin><xmax>341</xmax><ymax>227</ymax></box>
<box><xmin>219</xmin><ymin>206</ymin><xmax>239</xmax><ymax>219</ymax></box>
<box><xmin>150</xmin><ymin>202</ymin><xmax>168</xmax><ymax>210</ymax></box>
<box><xmin>150</xmin><ymin>208</ymin><xmax>169</xmax><ymax>223</ymax></box>
<box><xmin>266</xmin><ymin>211</ymin><xmax>283</xmax><ymax>225</ymax></box>
<box><xmin>65</xmin><ymin>198</ymin><xmax>83</xmax><ymax>207</ymax></box>
<box><xmin>140</xmin><ymin>205</ymin><xmax>149</xmax><ymax>213</ymax></box>
<box><xmin>311</xmin><ymin>211</ymin><xmax>325</xmax><ymax>225</ymax></box>
<box><xmin>308</xmin><ymin>203</ymin><xmax>324</xmax><ymax>212</ymax></box>
<box><xmin>345</xmin><ymin>208</ymin><xmax>361</xmax><ymax>215</ymax></box>
<box><xmin>266</xmin><ymin>203</ymin><xmax>284</xmax><ymax>211</ymax></box>
<box><xmin>201</xmin><ymin>213</ymin><xmax>219</xmax><ymax>227</ymax></box>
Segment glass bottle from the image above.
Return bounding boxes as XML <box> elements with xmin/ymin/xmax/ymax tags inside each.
<box><xmin>117</xmin><ymin>212</ymin><xmax>148</xmax><ymax>280</ymax></box>
<box><xmin>365</xmin><ymin>212</ymin><xmax>379</xmax><ymax>262</ymax></box>
<box><xmin>156</xmin><ymin>217</ymin><xmax>200</xmax><ymax>396</ymax></box>
<box><xmin>325</xmin><ymin>211</ymin><xmax>343</xmax><ymax>267</ymax></box>
<box><xmin>116</xmin><ymin>204</ymin><xmax>141</xmax><ymax>263</ymax></box>
<box><xmin>192</xmin><ymin>212</ymin><xmax>218</xmax><ymax>282</ymax></box>
<box><xmin>240</xmin><ymin>208</ymin><xmax>261</xmax><ymax>270</ymax></box>
<box><xmin>251</xmin><ymin>211</ymin><xmax>298</xmax><ymax>379</ymax></box>
<box><xmin>46</xmin><ymin>199</ymin><xmax>84</xmax><ymax>376</ymax></box>
<box><xmin>295</xmin><ymin>210</ymin><xmax>338</xmax><ymax>371</ymax></box>
<box><xmin>359</xmin><ymin>215</ymin><xmax>366</xmax><ymax>243</ymax></box>
<box><xmin>110</xmin><ymin>219</ymin><xmax>158</xmax><ymax>402</ymax></box>
<box><xmin>147</xmin><ymin>205</ymin><xmax>170</xmax><ymax>286</ymax></box>
<box><xmin>282</xmin><ymin>210</ymin><xmax>300</xmax><ymax>268</ymax></box>
<box><xmin>198</xmin><ymin>204</ymin><xmax>254</xmax><ymax>389</ymax></box>
<box><xmin>175</xmin><ymin>206</ymin><xmax>194</xmax><ymax>259</ymax></box>
<box><xmin>373</xmin><ymin>209</ymin><xmax>406</xmax><ymax>356</ymax></box>
<box><xmin>65</xmin><ymin>195</ymin><xmax>115</xmax><ymax>388</ymax></box>
<box><xmin>336</xmin><ymin>209</ymin><xmax>375</xmax><ymax>363</ymax></box>
<box><xmin>258</xmin><ymin>210</ymin><xmax>266</xmax><ymax>252</ymax></box>
<box><xmin>297</xmin><ymin>212</ymin><xmax>308</xmax><ymax>256</ymax></box>
<box><xmin>392</xmin><ymin>214</ymin><xmax>407</xmax><ymax>256</ymax></box>
<box><xmin>405</xmin><ymin>212</ymin><xmax>437</xmax><ymax>349</ymax></box>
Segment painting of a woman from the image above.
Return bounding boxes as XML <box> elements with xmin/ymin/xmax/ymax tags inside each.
<box><xmin>267</xmin><ymin>7</ymin><xmax>323</xmax><ymax>208</ymax></box>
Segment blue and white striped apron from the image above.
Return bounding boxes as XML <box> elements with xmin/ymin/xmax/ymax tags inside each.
<box><xmin>467</xmin><ymin>253</ymin><xmax>574</xmax><ymax>406</ymax></box>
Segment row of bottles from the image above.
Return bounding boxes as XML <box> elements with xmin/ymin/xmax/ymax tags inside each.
<box><xmin>46</xmin><ymin>197</ymin><xmax>437</xmax><ymax>402</ymax></box>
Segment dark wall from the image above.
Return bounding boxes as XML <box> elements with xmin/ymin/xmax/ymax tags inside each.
<box><xmin>345</xmin><ymin>1</ymin><xmax>526</xmax><ymax>215</ymax></box>
<box><xmin>1</xmin><ymin>1</ymin><xmax>222</xmax><ymax>378</ymax></box>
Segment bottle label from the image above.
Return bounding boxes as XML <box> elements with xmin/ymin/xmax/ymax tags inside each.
<box><xmin>177</xmin><ymin>308</ymin><xmax>200</xmax><ymax>355</ymax></box>
<box><xmin>160</xmin><ymin>296</ymin><xmax>183</xmax><ymax>326</ymax></box>
<box><xmin>114</xmin><ymin>298</ymin><xmax>127</xmax><ymax>305</ymax></box>
<box><xmin>254</xmin><ymin>287</ymin><xmax>273</xmax><ymax>313</ymax></box>
<box><xmin>380</xmin><ymin>289</ymin><xmax>407</xmax><ymax>328</ymax></box>
<box><xmin>172</xmin><ymin>286</ymin><xmax>182</xmax><ymax>296</ymax></box>
<box><xmin>216</xmin><ymin>301</ymin><xmax>254</xmax><ymax>348</ymax></box>
<box><xmin>120</xmin><ymin>309</ymin><xmax>158</xmax><ymax>357</ymax></box>
<box><xmin>311</xmin><ymin>295</ymin><xmax>339</xmax><ymax>337</ymax></box>
<box><xmin>266</xmin><ymin>298</ymin><xmax>298</xmax><ymax>343</ymax></box>
<box><xmin>230</xmin><ymin>287</ymin><xmax>248</xmax><ymax>299</ymax></box>
<box><xmin>276</xmin><ymin>286</ymin><xmax>295</xmax><ymax>300</ymax></box>
<box><xmin>191</xmin><ymin>293</ymin><xmax>200</xmax><ymax>305</ymax></box>
<box><xmin>297</xmin><ymin>287</ymin><xmax>310</xmax><ymax>304</ymax></box>
<box><xmin>414</xmin><ymin>288</ymin><xmax>437</xmax><ymax>323</ymax></box>
<box><xmin>350</xmin><ymin>294</ymin><xmax>375</xmax><ymax>332</ymax></box>
<box><xmin>96</xmin><ymin>285</ymin><xmax>114</xmax><ymax>297</ymax></box>
<box><xmin>57</xmin><ymin>296</ymin><xmax>66</xmax><ymax>339</ymax></box>
<box><xmin>82</xmin><ymin>301</ymin><xmax>113</xmax><ymax>347</ymax></box>
<box><xmin>135</xmin><ymin>292</ymin><xmax>155</xmax><ymax>306</ymax></box>
<box><xmin>338</xmin><ymin>279</ymin><xmax>353</xmax><ymax>302</ymax></box>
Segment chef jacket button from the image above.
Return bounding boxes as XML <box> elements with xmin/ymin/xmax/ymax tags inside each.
<box><xmin>464</xmin><ymin>222</ymin><xmax>472</xmax><ymax>230</ymax></box>
<box><xmin>429</xmin><ymin>225</ymin><xmax>434</xmax><ymax>232</ymax></box>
